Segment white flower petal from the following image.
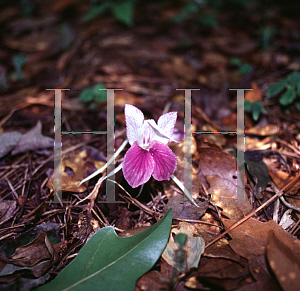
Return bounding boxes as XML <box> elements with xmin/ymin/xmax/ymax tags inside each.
<box><xmin>125</xmin><ymin>104</ymin><xmax>144</xmax><ymax>145</ymax></box>
<box><xmin>158</xmin><ymin>111</ymin><xmax>177</xmax><ymax>137</ymax></box>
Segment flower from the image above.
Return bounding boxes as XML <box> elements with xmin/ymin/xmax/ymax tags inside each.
<box><xmin>122</xmin><ymin>104</ymin><xmax>178</xmax><ymax>188</ymax></box>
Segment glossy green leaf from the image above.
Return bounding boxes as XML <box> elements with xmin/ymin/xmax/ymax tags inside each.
<box><xmin>93</xmin><ymin>83</ymin><xmax>107</xmax><ymax>103</ymax></box>
<box><xmin>267</xmin><ymin>79</ymin><xmax>286</xmax><ymax>98</ymax></box>
<box><xmin>286</xmin><ymin>71</ymin><xmax>300</xmax><ymax>87</ymax></box>
<box><xmin>251</xmin><ymin>101</ymin><xmax>264</xmax><ymax>121</ymax></box>
<box><xmin>112</xmin><ymin>0</ymin><xmax>135</xmax><ymax>26</ymax></box>
<box><xmin>280</xmin><ymin>84</ymin><xmax>296</xmax><ymax>106</ymax></box>
<box><xmin>82</xmin><ymin>2</ymin><xmax>111</xmax><ymax>22</ymax></box>
<box><xmin>36</xmin><ymin>209</ymin><xmax>173</xmax><ymax>291</ymax></box>
<box><xmin>296</xmin><ymin>102</ymin><xmax>300</xmax><ymax>111</ymax></box>
<box><xmin>238</xmin><ymin>63</ymin><xmax>251</xmax><ymax>75</ymax></box>
<box><xmin>79</xmin><ymin>87</ymin><xmax>94</xmax><ymax>103</ymax></box>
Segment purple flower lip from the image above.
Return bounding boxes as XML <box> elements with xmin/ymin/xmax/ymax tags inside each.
<box><xmin>122</xmin><ymin>104</ymin><xmax>178</xmax><ymax>188</ymax></box>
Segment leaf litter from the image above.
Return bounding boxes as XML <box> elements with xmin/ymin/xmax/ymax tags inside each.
<box><xmin>0</xmin><ymin>1</ymin><xmax>300</xmax><ymax>290</ymax></box>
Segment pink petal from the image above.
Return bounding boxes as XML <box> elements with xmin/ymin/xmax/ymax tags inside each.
<box><xmin>124</xmin><ymin>104</ymin><xmax>144</xmax><ymax>146</ymax></box>
<box><xmin>149</xmin><ymin>141</ymin><xmax>177</xmax><ymax>181</ymax></box>
<box><xmin>123</xmin><ymin>142</ymin><xmax>155</xmax><ymax>188</ymax></box>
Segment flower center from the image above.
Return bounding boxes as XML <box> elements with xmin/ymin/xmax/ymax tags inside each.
<box><xmin>141</xmin><ymin>125</ymin><xmax>151</xmax><ymax>150</ymax></box>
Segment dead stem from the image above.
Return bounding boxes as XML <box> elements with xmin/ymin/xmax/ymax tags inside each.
<box><xmin>205</xmin><ymin>173</ymin><xmax>300</xmax><ymax>249</ymax></box>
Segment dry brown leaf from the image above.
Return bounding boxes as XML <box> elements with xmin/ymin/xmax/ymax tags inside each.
<box><xmin>46</xmin><ymin>149</ymin><xmax>105</xmax><ymax>193</ymax></box>
<box><xmin>222</xmin><ymin>218</ymin><xmax>289</xmax><ymax>259</ymax></box>
<box><xmin>136</xmin><ymin>270</ymin><xmax>169</xmax><ymax>291</ymax></box>
<box><xmin>198</xmin><ymin>144</ymin><xmax>252</xmax><ymax>220</ymax></box>
<box><xmin>269</xmin><ymin>167</ymin><xmax>300</xmax><ymax>194</ymax></box>
<box><xmin>196</xmin><ymin>229</ymin><xmax>240</xmax><ymax>262</ymax></box>
<box><xmin>164</xmin><ymin>195</ymin><xmax>209</xmax><ymax>220</ymax></box>
<box><xmin>248</xmin><ymin>255</ymin><xmax>281</xmax><ymax>291</ymax></box>
<box><xmin>266</xmin><ymin>229</ymin><xmax>300</xmax><ymax>291</ymax></box>
<box><xmin>245</xmin><ymin>82</ymin><xmax>263</xmax><ymax>102</ymax></box>
<box><xmin>245</xmin><ymin>124</ymin><xmax>280</xmax><ymax>136</ymax></box>
<box><xmin>0</xmin><ymin>200</ymin><xmax>17</xmax><ymax>224</ymax></box>
<box><xmin>197</xmin><ymin>257</ymin><xmax>253</xmax><ymax>290</ymax></box>
<box><xmin>11</xmin><ymin>121</ymin><xmax>53</xmax><ymax>155</ymax></box>
<box><xmin>0</xmin><ymin>233</ymin><xmax>59</xmax><ymax>281</ymax></box>
<box><xmin>11</xmin><ymin>233</ymin><xmax>52</xmax><ymax>267</ymax></box>
<box><xmin>169</xmin><ymin>138</ymin><xmax>199</xmax><ymax>200</ymax></box>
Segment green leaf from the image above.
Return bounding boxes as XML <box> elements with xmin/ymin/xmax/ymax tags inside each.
<box><xmin>267</xmin><ymin>79</ymin><xmax>286</xmax><ymax>98</ymax></box>
<box><xmin>12</xmin><ymin>55</ymin><xmax>27</xmax><ymax>70</ymax></box>
<box><xmin>36</xmin><ymin>209</ymin><xmax>173</xmax><ymax>291</ymax></box>
<box><xmin>244</xmin><ymin>100</ymin><xmax>252</xmax><ymax>112</ymax></box>
<box><xmin>82</xmin><ymin>2</ymin><xmax>111</xmax><ymax>22</ymax></box>
<box><xmin>251</xmin><ymin>101</ymin><xmax>264</xmax><ymax>121</ymax></box>
<box><xmin>200</xmin><ymin>14</ymin><xmax>218</xmax><ymax>27</ymax></box>
<box><xmin>93</xmin><ymin>83</ymin><xmax>107</xmax><ymax>103</ymax></box>
<box><xmin>112</xmin><ymin>0</ymin><xmax>135</xmax><ymax>26</ymax></box>
<box><xmin>230</xmin><ymin>57</ymin><xmax>241</xmax><ymax>66</ymax></box>
<box><xmin>79</xmin><ymin>87</ymin><xmax>94</xmax><ymax>103</ymax></box>
<box><xmin>296</xmin><ymin>102</ymin><xmax>300</xmax><ymax>111</ymax></box>
<box><xmin>175</xmin><ymin>233</ymin><xmax>187</xmax><ymax>248</ymax></box>
<box><xmin>238</xmin><ymin>63</ymin><xmax>251</xmax><ymax>75</ymax></box>
<box><xmin>245</xmin><ymin>152</ymin><xmax>269</xmax><ymax>198</ymax></box>
<box><xmin>279</xmin><ymin>84</ymin><xmax>296</xmax><ymax>106</ymax></box>
<box><xmin>297</xmin><ymin>83</ymin><xmax>300</xmax><ymax>96</ymax></box>
<box><xmin>286</xmin><ymin>71</ymin><xmax>300</xmax><ymax>87</ymax></box>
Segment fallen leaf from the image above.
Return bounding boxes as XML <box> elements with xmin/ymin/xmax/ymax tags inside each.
<box><xmin>11</xmin><ymin>233</ymin><xmax>53</xmax><ymax>267</ymax></box>
<box><xmin>222</xmin><ymin>218</ymin><xmax>289</xmax><ymax>259</ymax></box>
<box><xmin>0</xmin><ymin>233</ymin><xmax>59</xmax><ymax>281</ymax></box>
<box><xmin>198</xmin><ymin>143</ymin><xmax>253</xmax><ymax>220</ymax></box>
<box><xmin>196</xmin><ymin>229</ymin><xmax>240</xmax><ymax>262</ymax></box>
<box><xmin>136</xmin><ymin>270</ymin><xmax>169</xmax><ymax>291</ymax></box>
<box><xmin>245</xmin><ymin>82</ymin><xmax>263</xmax><ymax>102</ymax></box>
<box><xmin>197</xmin><ymin>256</ymin><xmax>253</xmax><ymax>290</ymax></box>
<box><xmin>266</xmin><ymin>229</ymin><xmax>300</xmax><ymax>291</ymax></box>
<box><xmin>248</xmin><ymin>255</ymin><xmax>281</xmax><ymax>291</ymax></box>
<box><xmin>11</xmin><ymin>121</ymin><xmax>53</xmax><ymax>155</ymax></box>
<box><xmin>0</xmin><ymin>132</ymin><xmax>23</xmax><ymax>158</ymax></box>
<box><xmin>245</xmin><ymin>124</ymin><xmax>280</xmax><ymax>136</ymax></box>
<box><xmin>46</xmin><ymin>149</ymin><xmax>105</xmax><ymax>193</ymax></box>
<box><xmin>162</xmin><ymin>222</ymin><xmax>205</xmax><ymax>272</ymax></box>
<box><xmin>0</xmin><ymin>200</ymin><xmax>17</xmax><ymax>225</ymax></box>
<box><xmin>269</xmin><ymin>168</ymin><xmax>300</xmax><ymax>194</ymax></box>
<box><xmin>164</xmin><ymin>195</ymin><xmax>209</xmax><ymax>220</ymax></box>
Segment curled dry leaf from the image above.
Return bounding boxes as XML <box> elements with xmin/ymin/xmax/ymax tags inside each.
<box><xmin>162</xmin><ymin>222</ymin><xmax>205</xmax><ymax>272</ymax></box>
<box><xmin>266</xmin><ymin>229</ymin><xmax>300</xmax><ymax>291</ymax></box>
<box><xmin>0</xmin><ymin>233</ymin><xmax>59</xmax><ymax>282</ymax></box>
<box><xmin>0</xmin><ymin>121</ymin><xmax>53</xmax><ymax>158</ymax></box>
<box><xmin>12</xmin><ymin>121</ymin><xmax>53</xmax><ymax>155</ymax></box>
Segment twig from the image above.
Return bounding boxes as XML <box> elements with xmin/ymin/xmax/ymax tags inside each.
<box><xmin>205</xmin><ymin>173</ymin><xmax>300</xmax><ymax>249</ymax></box>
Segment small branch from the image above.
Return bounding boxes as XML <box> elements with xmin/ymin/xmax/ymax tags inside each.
<box><xmin>205</xmin><ymin>173</ymin><xmax>300</xmax><ymax>249</ymax></box>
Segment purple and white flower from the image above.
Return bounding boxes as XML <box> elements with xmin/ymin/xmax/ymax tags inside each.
<box><xmin>122</xmin><ymin>104</ymin><xmax>178</xmax><ymax>188</ymax></box>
